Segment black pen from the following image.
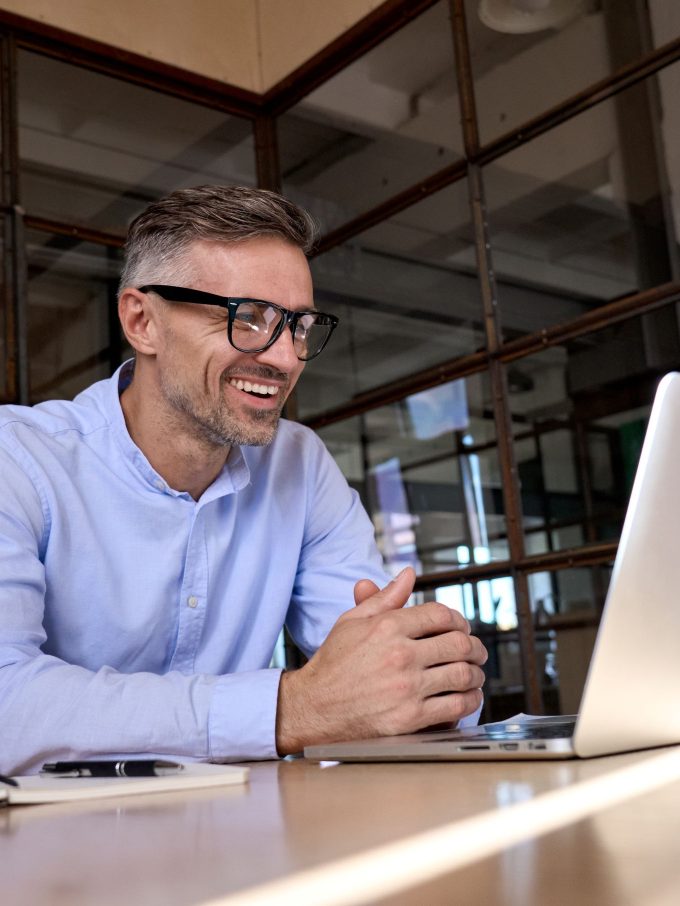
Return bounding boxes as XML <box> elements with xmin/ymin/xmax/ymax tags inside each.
<box><xmin>0</xmin><ymin>774</ymin><xmax>19</xmax><ymax>787</ymax></box>
<box><xmin>40</xmin><ymin>760</ymin><xmax>184</xmax><ymax>777</ymax></box>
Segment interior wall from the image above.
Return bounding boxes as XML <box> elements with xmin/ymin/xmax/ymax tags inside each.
<box><xmin>0</xmin><ymin>0</ymin><xmax>385</xmax><ymax>93</ymax></box>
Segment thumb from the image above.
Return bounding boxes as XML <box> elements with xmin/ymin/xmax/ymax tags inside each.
<box><xmin>354</xmin><ymin>578</ymin><xmax>380</xmax><ymax>606</ymax></box>
<box><xmin>348</xmin><ymin>567</ymin><xmax>416</xmax><ymax>620</ymax></box>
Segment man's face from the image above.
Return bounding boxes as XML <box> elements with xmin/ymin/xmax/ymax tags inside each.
<box><xmin>151</xmin><ymin>236</ymin><xmax>311</xmax><ymax>448</ymax></box>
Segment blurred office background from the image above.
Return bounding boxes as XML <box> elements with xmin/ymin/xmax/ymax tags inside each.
<box><xmin>2</xmin><ymin>0</ymin><xmax>679</xmax><ymax>719</ymax></box>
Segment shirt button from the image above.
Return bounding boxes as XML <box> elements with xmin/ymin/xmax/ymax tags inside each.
<box><xmin>187</xmin><ymin>596</ymin><xmax>198</xmax><ymax>609</ymax></box>
<box><xmin>154</xmin><ymin>479</ymin><xmax>165</xmax><ymax>491</ymax></box>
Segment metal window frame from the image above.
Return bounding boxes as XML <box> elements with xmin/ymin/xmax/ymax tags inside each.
<box><xmin>3</xmin><ymin>0</ymin><xmax>678</xmax><ymax>712</ymax></box>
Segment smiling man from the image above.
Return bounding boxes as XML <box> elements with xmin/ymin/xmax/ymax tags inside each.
<box><xmin>0</xmin><ymin>186</ymin><xmax>486</xmax><ymax>774</ymax></box>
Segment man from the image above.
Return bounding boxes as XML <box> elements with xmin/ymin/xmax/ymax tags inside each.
<box><xmin>0</xmin><ymin>186</ymin><xmax>486</xmax><ymax>774</ymax></box>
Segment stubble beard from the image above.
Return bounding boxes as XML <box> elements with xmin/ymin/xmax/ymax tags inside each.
<box><xmin>160</xmin><ymin>368</ymin><xmax>287</xmax><ymax>449</ymax></box>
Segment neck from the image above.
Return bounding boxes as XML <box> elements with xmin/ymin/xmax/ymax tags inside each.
<box><xmin>120</xmin><ymin>364</ymin><xmax>229</xmax><ymax>501</ymax></box>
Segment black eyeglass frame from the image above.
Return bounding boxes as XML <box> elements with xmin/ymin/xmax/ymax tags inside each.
<box><xmin>138</xmin><ymin>284</ymin><xmax>338</xmax><ymax>361</ymax></box>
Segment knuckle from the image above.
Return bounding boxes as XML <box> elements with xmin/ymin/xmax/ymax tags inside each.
<box><xmin>422</xmin><ymin>602</ymin><xmax>454</xmax><ymax>632</ymax></box>
<box><xmin>372</xmin><ymin>613</ymin><xmax>397</xmax><ymax>640</ymax></box>
<box><xmin>386</xmin><ymin>641</ymin><xmax>413</xmax><ymax>672</ymax></box>
<box><xmin>430</xmin><ymin>633</ymin><xmax>452</xmax><ymax>664</ymax></box>
<box><xmin>432</xmin><ymin>602</ymin><xmax>454</xmax><ymax>625</ymax></box>
<box><xmin>448</xmin><ymin>608</ymin><xmax>469</xmax><ymax>632</ymax></box>
<box><xmin>455</xmin><ymin>631</ymin><xmax>474</xmax><ymax>658</ymax></box>
<box><xmin>455</xmin><ymin>662</ymin><xmax>474</xmax><ymax>688</ymax></box>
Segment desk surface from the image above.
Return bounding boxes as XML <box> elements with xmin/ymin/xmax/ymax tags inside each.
<box><xmin>4</xmin><ymin>750</ymin><xmax>680</xmax><ymax>906</ymax></box>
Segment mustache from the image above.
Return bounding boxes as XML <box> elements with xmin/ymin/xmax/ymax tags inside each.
<box><xmin>221</xmin><ymin>366</ymin><xmax>289</xmax><ymax>383</ymax></box>
<box><xmin>220</xmin><ymin>365</ymin><xmax>290</xmax><ymax>391</ymax></box>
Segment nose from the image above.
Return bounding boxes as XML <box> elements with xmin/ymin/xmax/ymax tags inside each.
<box><xmin>254</xmin><ymin>322</ymin><xmax>301</xmax><ymax>373</ymax></box>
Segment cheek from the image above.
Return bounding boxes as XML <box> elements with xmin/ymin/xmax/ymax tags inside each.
<box><xmin>286</xmin><ymin>363</ymin><xmax>306</xmax><ymax>396</ymax></box>
<box><xmin>209</xmin><ymin>348</ymin><xmax>242</xmax><ymax>389</ymax></box>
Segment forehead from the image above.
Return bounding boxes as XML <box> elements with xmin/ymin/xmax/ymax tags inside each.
<box><xmin>184</xmin><ymin>236</ymin><xmax>314</xmax><ymax>310</ymax></box>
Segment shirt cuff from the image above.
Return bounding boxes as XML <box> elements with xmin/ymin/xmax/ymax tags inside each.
<box><xmin>208</xmin><ymin>668</ymin><xmax>283</xmax><ymax>761</ymax></box>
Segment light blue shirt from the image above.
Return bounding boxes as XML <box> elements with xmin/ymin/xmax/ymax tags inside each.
<box><xmin>0</xmin><ymin>362</ymin><xmax>388</xmax><ymax>774</ymax></box>
<box><xmin>0</xmin><ymin>362</ymin><xmax>481</xmax><ymax>774</ymax></box>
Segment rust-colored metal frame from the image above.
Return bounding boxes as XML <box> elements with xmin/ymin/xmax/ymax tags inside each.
<box><xmin>0</xmin><ymin>31</ymin><xmax>27</xmax><ymax>404</ymax></box>
<box><xmin>4</xmin><ymin>0</ymin><xmax>680</xmax><ymax>712</ymax></box>
<box><xmin>449</xmin><ymin>0</ymin><xmax>540</xmax><ymax>709</ymax></box>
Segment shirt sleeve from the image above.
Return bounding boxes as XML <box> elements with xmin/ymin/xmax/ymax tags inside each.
<box><xmin>285</xmin><ymin>430</ymin><xmax>389</xmax><ymax>658</ymax></box>
<box><xmin>0</xmin><ymin>445</ymin><xmax>280</xmax><ymax>774</ymax></box>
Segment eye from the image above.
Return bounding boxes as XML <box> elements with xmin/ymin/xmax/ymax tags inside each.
<box><xmin>233</xmin><ymin>302</ymin><xmax>269</xmax><ymax>332</ymax></box>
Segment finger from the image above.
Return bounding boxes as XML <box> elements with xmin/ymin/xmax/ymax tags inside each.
<box><xmin>421</xmin><ymin>662</ymin><xmax>486</xmax><ymax>698</ymax></box>
<box><xmin>354</xmin><ymin>578</ymin><xmax>380</xmax><ymax>607</ymax></box>
<box><xmin>345</xmin><ymin>567</ymin><xmax>416</xmax><ymax>620</ymax></box>
<box><xmin>421</xmin><ymin>689</ymin><xmax>484</xmax><ymax>726</ymax></box>
<box><xmin>416</xmin><ymin>629</ymin><xmax>488</xmax><ymax>667</ymax></box>
<box><xmin>383</xmin><ymin>602</ymin><xmax>470</xmax><ymax>639</ymax></box>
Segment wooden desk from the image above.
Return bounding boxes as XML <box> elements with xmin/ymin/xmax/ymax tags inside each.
<box><xmin>4</xmin><ymin>749</ymin><xmax>680</xmax><ymax>905</ymax></box>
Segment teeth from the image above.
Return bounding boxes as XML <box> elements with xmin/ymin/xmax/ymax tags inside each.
<box><xmin>229</xmin><ymin>379</ymin><xmax>279</xmax><ymax>396</ymax></box>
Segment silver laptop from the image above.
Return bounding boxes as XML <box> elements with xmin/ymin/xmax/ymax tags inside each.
<box><xmin>305</xmin><ymin>373</ymin><xmax>680</xmax><ymax>762</ymax></box>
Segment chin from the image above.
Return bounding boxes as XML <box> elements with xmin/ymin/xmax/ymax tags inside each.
<box><xmin>225</xmin><ymin>413</ymin><xmax>280</xmax><ymax>447</ymax></box>
<box><xmin>240</xmin><ymin>425</ymin><xmax>278</xmax><ymax>446</ymax></box>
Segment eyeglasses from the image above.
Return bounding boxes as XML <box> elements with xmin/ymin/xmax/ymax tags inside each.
<box><xmin>138</xmin><ymin>284</ymin><xmax>339</xmax><ymax>362</ymax></box>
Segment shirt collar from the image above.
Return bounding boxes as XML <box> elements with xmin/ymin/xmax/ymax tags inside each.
<box><xmin>107</xmin><ymin>359</ymin><xmax>251</xmax><ymax>501</ymax></box>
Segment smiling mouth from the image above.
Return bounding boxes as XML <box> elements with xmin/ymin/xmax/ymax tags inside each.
<box><xmin>228</xmin><ymin>378</ymin><xmax>280</xmax><ymax>399</ymax></box>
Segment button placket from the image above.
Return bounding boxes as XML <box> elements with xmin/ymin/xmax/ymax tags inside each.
<box><xmin>169</xmin><ymin>507</ymin><xmax>209</xmax><ymax>674</ymax></box>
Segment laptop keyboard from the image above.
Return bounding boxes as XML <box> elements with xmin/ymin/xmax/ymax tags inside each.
<box><xmin>488</xmin><ymin>719</ymin><xmax>577</xmax><ymax>740</ymax></box>
<box><xmin>431</xmin><ymin>717</ymin><xmax>577</xmax><ymax>743</ymax></box>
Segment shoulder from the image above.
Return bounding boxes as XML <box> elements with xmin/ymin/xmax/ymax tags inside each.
<box><xmin>274</xmin><ymin>418</ymin><xmax>327</xmax><ymax>453</ymax></box>
<box><xmin>240</xmin><ymin>419</ymin><xmax>346</xmax><ymax>494</ymax></box>
<box><xmin>0</xmin><ymin>376</ymin><xmax>114</xmax><ymax>452</ymax></box>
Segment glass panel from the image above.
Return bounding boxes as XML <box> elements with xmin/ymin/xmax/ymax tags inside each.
<box><xmin>655</xmin><ymin>38</ymin><xmax>680</xmax><ymax>278</ymax></box>
<box><xmin>505</xmin><ymin>320</ymin><xmax>677</xmax><ymax>553</ymax></box>
<box><xmin>484</xmin><ymin>65</ymin><xmax>680</xmax><ymax>339</ymax></box>
<box><xmin>468</xmin><ymin>0</ymin><xmax>680</xmax><ymax>145</ymax></box>
<box><xmin>0</xmin><ymin>221</ymin><xmax>6</xmax><ymax>401</ymax></box>
<box><xmin>529</xmin><ymin>565</ymin><xmax>611</xmax><ymax>714</ymax></box>
<box><xmin>18</xmin><ymin>51</ymin><xmax>255</xmax><ymax>236</ymax></box>
<box><xmin>650</xmin><ymin>0</ymin><xmax>680</xmax><ymax>51</ymax></box>
<box><xmin>26</xmin><ymin>229</ymin><xmax>123</xmax><ymax>401</ymax></box>
<box><xmin>299</xmin><ymin>182</ymin><xmax>479</xmax><ymax>419</ymax></box>
<box><xmin>279</xmin><ymin>1</ymin><xmax>462</xmax><ymax>234</ymax></box>
<box><xmin>317</xmin><ymin>372</ymin><xmax>508</xmax><ymax>577</ymax></box>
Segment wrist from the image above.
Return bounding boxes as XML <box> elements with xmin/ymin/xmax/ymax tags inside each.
<box><xmin>275</xmin><ymin>668</ymin><xmax>308</xmax><ymax>756</ymax></box>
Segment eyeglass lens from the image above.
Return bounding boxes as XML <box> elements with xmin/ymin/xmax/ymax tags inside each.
<box><xmin>231</xmin><ymin>300</ymin><xmax>332</xmax><ymax>360</ymax></box>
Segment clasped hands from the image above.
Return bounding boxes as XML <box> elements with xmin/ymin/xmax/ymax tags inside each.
<box><xmin>276</xmin><ymin>567</ymin><xmax>488</xmax><ymax>754</ymax></box>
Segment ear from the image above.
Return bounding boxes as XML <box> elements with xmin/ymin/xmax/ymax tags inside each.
<box><xmin>118</xmin><ymin>288</ymin><xmax>162</xmax><ymax>356</ymax></box>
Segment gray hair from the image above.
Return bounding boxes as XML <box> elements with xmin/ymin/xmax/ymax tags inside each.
<box><xmin>119</xmin><ymin>184</ymin><xmax>317</xmax><ymax>293</ymax></box>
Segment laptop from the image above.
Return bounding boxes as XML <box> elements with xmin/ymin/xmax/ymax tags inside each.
<box><xmin>305</xmin><ymin>372</ymin><xmax>680</xmax><ymax>762</ymax></box>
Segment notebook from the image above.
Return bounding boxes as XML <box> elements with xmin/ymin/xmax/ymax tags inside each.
<box><xmin>0</xmin><ymin>762</ymin><xmax>249</xmax><ymax>806</ymax></box>
<box><xmin>305</xmin><ymin>372</ymin><xmax>680</xmax><ymax>762</ymax></box>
